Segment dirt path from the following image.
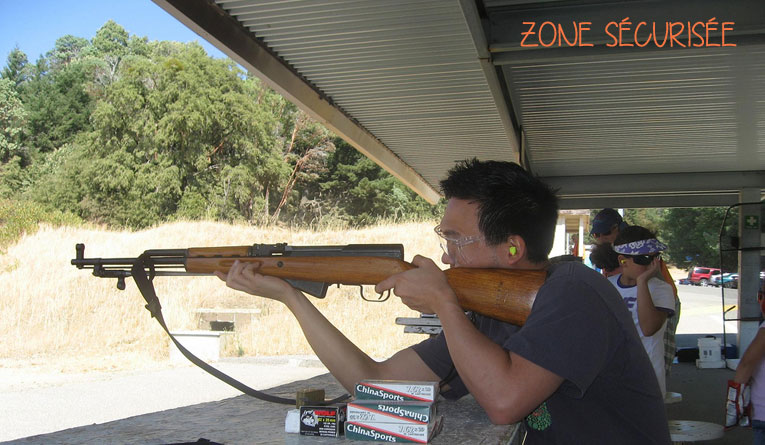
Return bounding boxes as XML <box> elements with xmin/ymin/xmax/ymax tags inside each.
<box><xmin>0</xmin><ymin>356</ymin><xmax>328</xmax><ymax>443</ymax></box>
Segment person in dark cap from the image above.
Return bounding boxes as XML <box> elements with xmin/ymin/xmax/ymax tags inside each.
<box><xmin>590</xmin><ymin>208</ymin><xmax>628</xmax><ymax>246</ymax></box>
<box><xmin>589</xmin><ymin>208</ymin><xmax>628</xmax><ymax>277</ymax></box>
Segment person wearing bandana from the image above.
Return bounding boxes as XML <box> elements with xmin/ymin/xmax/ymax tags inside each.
<box><xmin>598</xmin><ymin>226</ymin><xmax>676</xmax><ymax>396</ymax></box>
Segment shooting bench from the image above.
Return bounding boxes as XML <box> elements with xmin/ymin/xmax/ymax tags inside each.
<box><xmin>20</xmin><ymin>372</ymin><xmax>522</xmax><ymax>444</ymax></box>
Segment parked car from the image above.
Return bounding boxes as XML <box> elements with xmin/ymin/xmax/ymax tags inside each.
<box><xmin>711</xmin><ymin>273</ymin><xmax>738</xmax><ymax>288</ymax></box>
<box><xmin>688</xmin><ymin>267</ymin><xmax>722</xmax><ymax>286</ymax></box>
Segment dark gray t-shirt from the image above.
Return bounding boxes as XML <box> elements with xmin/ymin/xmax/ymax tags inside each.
<box><xmin>411</xmin><ymin>262</ymin><xmax>671</xmax><ymax>444</ymax></box>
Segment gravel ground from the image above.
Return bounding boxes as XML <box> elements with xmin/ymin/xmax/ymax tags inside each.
<box><xmin>0</xmin><ymin>356</ymin><xmax>328</xmax><ymax>443</ymax></box>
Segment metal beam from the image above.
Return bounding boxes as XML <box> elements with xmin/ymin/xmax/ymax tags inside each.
<box><xmin>557</xmin><ymin>194</ymin><xmax>741</xmax><ymax>210</ymax></box>
<box><xmin>458</xmin><ymin>0</ymin><xmax>521</xmax><ymax>163</ymax></box>
<box><xmin>152</xmin><ymin>0</ymin><xmax>441</xmax><ymax>204</ymax></box>
<box><xmin>544</xmin><ymin>171</ymin><xmax>765</xmax><ymax>196</ymax></box>
<box><xmin>546</xmin><ymin>170</ymin><xmax>765</xmax><ymax>209</ymax></box>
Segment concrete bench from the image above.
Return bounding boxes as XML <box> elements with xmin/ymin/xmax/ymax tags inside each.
<box><xmin>169</xmin><ymin>330</ymin><xmax>223</xmax><ymax>363</ymax></box>
<box><xmin>195</xmin><ymin>308</ymin><xmax>261</xmax><ymax>331</ymax></box>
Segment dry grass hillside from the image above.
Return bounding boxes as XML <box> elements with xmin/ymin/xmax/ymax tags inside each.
<box><xmin>0</xmin><ymin>221</ymin><xmax>441</xmax><ymax>372</ymax></box>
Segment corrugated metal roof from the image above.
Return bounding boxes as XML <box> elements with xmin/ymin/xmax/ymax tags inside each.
<box><xmin>215</xmin><ymin>0</ymin><xmax>515</xmax><ymax>189</ymax></box>
<box><xmin>501</xmin><ymin>48</ymin><xmax>764</xmax><ymax>176</ymax></box>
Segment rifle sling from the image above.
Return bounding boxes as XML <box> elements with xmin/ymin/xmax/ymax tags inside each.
<box><xmin>131</xmin><ymin>254</ymin><xmax>350</xmax><ymax>405</ymax></box>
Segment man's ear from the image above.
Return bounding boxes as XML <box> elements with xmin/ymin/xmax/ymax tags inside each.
<box><xmin>505</xmin><ymin>235</ymin><xmax>526</xmax><ymax>265</ymax></box>
<box><xmin>617</xmin><ymin>254</ymin><xmax>628</xmax><ymax>265</ymax></box>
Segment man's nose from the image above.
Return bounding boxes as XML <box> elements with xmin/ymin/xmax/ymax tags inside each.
<box><xmin>441</xmin><ymin>251</ymin><xmax>453</xmax><ymax>266</ymax></box>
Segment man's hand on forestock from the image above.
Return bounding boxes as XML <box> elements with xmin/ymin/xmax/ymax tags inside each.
<box><xmin>375</xmin><ymin>255</ymin><xmax>459</xmax><ymax>315</ymax></box>
<box><xmin>215</xmin><ymin>260</ymin><xmax>298</xmax><ymax>303</ymax></box>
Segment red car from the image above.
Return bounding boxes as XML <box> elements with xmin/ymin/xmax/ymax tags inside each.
<box><xmin>688</xmin><ymin>267</ymin><xmax>722</xmax><ymax>286</ymax></box>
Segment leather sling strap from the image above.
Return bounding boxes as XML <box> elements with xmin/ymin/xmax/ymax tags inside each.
<box><xmin>131</xmin><ymin>254</ymin><xmax>350</xmax><ymax>405</ymax></box>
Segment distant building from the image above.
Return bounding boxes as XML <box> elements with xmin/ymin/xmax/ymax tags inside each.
<box><xmin>550</xmin><ymin>210</ymin><xmax>591</xmax><ymax>259</ymax></box>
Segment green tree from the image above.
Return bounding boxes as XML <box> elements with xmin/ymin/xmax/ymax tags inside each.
<box><xmin>295</xmin><ymin>139</ymin><xmax>440</xmax><ymax>225</ymax></box>
<box><xmin>623</xmin><ymin>208</ymin><xmax>664</xmax><ymax>234</ymax></box>
<box><xmin>91</xmin><ymin>20</ymin><xmax>130</xmax><ymax>85</ymax></box>
<box><xmin>270</xmin><ymin>109</ymin><xmax>335</xmax><ymax>223</ymax></box>
<box><xmin>65</xmin><ymin>42</ymin><xmax>285</xmax><ymax>227</ymax></box>
<box><xmin>0</xmin><ymin>78</ymin><xmax>29</xmax><ymax>197</ymax></box>
<box><xmin>23</xmin><ymin>143</ymin><xmax>89</xmax><ymax>211</ymax></box>
<box><xmin>21</xmin><ymin>61</ymin><xmax>93</xmax><ymax>152</ymax></box>
<box><xmin>658</xmin><ymin>207</ymin><xmax>737</xmax><ymax>270</ymax></box>
<box><xmin>1</xmin><ymin>47</ymin><xmax>30</xmax><ymax>87</ymax></box>
<box><xmin>6</xmin><ymin>21</ymin><xmax>441</xmax><ymax>230</ymax></box>
<box><xmin>0</xmin><ymin>78</ymin><xmax>26</xmax><ymax>163</ymax></box>
<box><xmin>46</xmin><ymin>35</ymin><xmax>90</xmax><ymax>71</ymax></box>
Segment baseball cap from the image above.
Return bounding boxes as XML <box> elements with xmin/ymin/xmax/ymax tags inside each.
<box><xmin>590</xmin><ymin>208</ymin><xmax>625</xmax><ymax>235</ymax></box>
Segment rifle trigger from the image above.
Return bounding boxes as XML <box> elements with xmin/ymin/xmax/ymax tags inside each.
<box><xmin>359</xmin><ymin>286</ymin><xmax>389</xmax><ymax>302</ymax></box>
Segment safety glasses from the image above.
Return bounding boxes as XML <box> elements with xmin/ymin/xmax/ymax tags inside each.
<box><xmin>433</xmin><ymin>224</ymin><xmax>484</xmax><ymax>266</ymax></box>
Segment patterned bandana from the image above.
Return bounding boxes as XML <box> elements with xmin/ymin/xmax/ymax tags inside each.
<box><xmin>613</xmin><ymin>238</ymin><xmax>668</xmax><ymax>255</ymax></box>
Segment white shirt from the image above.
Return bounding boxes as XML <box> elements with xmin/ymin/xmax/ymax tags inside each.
<box><xmin>608</xmin><ymin>274</ymin><xmax>676</xmax><ymax>396</ymax></box>
<box><xmin>751</xmin><ymin>322</ymin><xmax>765</xmax><ymax>421</ymax></box>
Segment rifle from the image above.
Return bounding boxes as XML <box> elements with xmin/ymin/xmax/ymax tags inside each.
<box><xmin>71</xmin><ymin>242</ymin><xmax>545</xmax><ymax>404</ymax></box>
<box><xmin>72</xmin><ymin>243</ymin><xmax>545</xmax><ymax>326</ymax></box>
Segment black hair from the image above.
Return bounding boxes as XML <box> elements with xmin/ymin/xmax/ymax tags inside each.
<box><xmin>439</xmin><ymin>158</ymin><xmax>559</xmax><ymax>263</ymax></box>
<box><xmin>589</xmin><ymin>243</ymin><xmax>620</xmax><ymax>271</ymax></box>
<box><xmin>614</xmin><ymin>226</ymin><xmax>656</xmax><ymax>246</ymax></box>
<box><xmin>590</xmin><ymin>225</ymin><xmax>657</xmax><ymax>270</ymax></box>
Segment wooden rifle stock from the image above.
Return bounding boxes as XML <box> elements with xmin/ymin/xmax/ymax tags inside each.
<box><xmin>185</xmin><ymin>248</ymin><xmax>546</xmax><ymax>326</ymax></box>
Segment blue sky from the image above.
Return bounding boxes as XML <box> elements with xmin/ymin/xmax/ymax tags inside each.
<box><xmin>0</xmin><ymin>0</ymin><xmax>227</xmax><ymax>64</ymax></box>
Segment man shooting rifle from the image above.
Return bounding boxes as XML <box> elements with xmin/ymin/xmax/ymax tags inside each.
<box><xmin>217</xmin><ymin>159</ymin><xmax>671</xmax><ymax>444</ymax></box>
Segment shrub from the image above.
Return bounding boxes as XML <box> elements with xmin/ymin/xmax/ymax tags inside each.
<box><xmin>0</xmin><ymin>199</ymin><xmax>81</xmax><ymax>251</ymax></box>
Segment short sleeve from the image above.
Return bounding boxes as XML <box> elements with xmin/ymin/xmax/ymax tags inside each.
<box><xmin>410</xmin><ymin>333</ymin><xmax>468</xmax><ymax>399</ymax></box>
<box><xmin>507</xmin><ymin>274</ymin><xmax>614</xmax><ymax>397</ymax></box>
<box><xmin>648</xmin><ymin>278</ymin><xmax>675</xmax><ymax>315</ymax></box>
<box><xmin>410</xmin><ymin>314</ymin><xmax>521</xmax><ymax>399</ymax></box>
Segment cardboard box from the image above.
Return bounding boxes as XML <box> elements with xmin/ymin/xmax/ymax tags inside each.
<box><xmin>299</xmin><ymin>405</ymin><xmax>346</xmax><ymax>437</ymax></box>
<box><xmin>348</xmin><ymin>401</ymin><xmax>436</xmax><ymax>425</ymax></box>
<box><xmin>355</xmin><ymin>380</ymin><xmax>439</xmax><ymax>402</ymax></box>
<box><xmin>345</xmin><ymin>415</ymin><xmax>443</xmax><ymax>443</ymax></box>
<box><xmin>296</xmin><ymin>388</ymin><xmax>325</xmax><ymax>408</ymax></box>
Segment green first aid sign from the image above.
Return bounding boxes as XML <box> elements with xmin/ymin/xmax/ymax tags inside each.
<box><xmin>744</xmin><ymin>215</ymin><xmax>759</xmax><ymax>230</ymax></box>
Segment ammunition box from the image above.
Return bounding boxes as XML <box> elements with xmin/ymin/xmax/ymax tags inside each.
<box><xmin>354</xmin><ymin>380</ymin><xmax>439</xmax><ymax>402</ymax></box>
<box><xmin>345</xmin><ymin>415</ymin><xmax>443</xmax><ymax>443</ymax></box>
<box><xmin>348</xmin><ymin>401</ymin><xmax>436</xmax><ymax>425</ymax></box>
<box><xmin>299</xmin><ymin>405</ymin><xmax>346</xmax><ymax>437</ymax></box>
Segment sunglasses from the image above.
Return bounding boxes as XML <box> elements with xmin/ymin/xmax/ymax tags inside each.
<box><xmin>628</xmin><ymin>254</ymin><xmax>661</xmax><ymax>266</ymax></box>
<box><xmin>592</xmin><ymin>229</ymin><xmax>612</xmax><ymax>238</ymax></box>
